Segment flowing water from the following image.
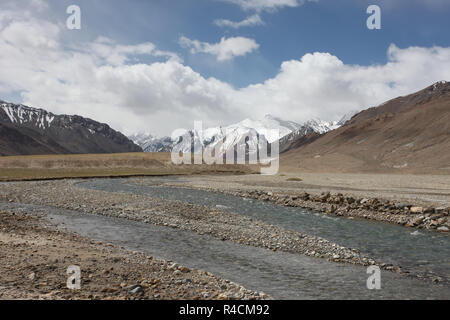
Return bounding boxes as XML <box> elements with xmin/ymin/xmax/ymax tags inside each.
<box><xmin>78</xmin><ymin>178</ymin><xmax>450</xmax><ymax>281</ymax></box>
<box><xmin>1</xmin><ymin>177</ymin><xmax>449</xmax><ymax>299</ymax></box>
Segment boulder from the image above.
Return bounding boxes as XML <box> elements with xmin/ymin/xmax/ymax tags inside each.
<box><xmin>410</xmin><ymin>207</ymin><xmax>424</xmax><ymax>214</ymax></box>
<box><xmin>407</xmin><ymin>216</ymin><xmax>424</xmax><ymax>227</ymax></box>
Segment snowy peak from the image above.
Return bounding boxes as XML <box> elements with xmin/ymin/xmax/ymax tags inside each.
<box><xmin>131</xmin><ymin>114</ymin><xmax>303</xmax><ymax>154</ymax></box>
<box><xmin>262</xmin><ymin>114</ymin><xmax>304</xmax><ymax>132</ymax></box>
<box><xmin>128</xmin><ymin>132</ymin><xmax>156</xmax><ymax>150</ymax></box>
<box><xmin>304</xmin><ymin>119</ymin><xmax>339</xmax><ymax>134</ymax></box>
<box><xmin>303</xmin><ymin>111</ymin><xmax>359</xmax><ymax>134</ymax></box>
<box><xmin>130</xmin><ymin>114</ymin><xmax>350</xmax><ymax>154</ymax></box>
<box><xmin>0</xmin><ymin>102</ymin><xmax>55</xmax><ymax>129</ymax></box>
<box><xmin>429</xmin><ymin>80</ymin><xmax>449</xmax><ymax>92</ymax></box>
<box><xmin>230</xmin><ymin>114</ymin><xmax>303</xmax><ymax>143</ymax></box>
<box><xmin>129</xmin><ymin>133</ymin><xmax>173</xmax><ymax>152</ymax></box>
<box><xmin>278</xmin><ymin>111</ymin><xmax>361</xmax><ymax>153</ymax></box>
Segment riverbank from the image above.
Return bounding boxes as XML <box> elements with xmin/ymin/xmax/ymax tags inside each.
<box><xmin>0</xmin><ymin>210</ymin><xmax>266</xmax><ymax>300</ymax></box>
<box><xmin>156</xmin><ymin>174</ymin><xmax>450</xmax><ymax>233</ymax></box>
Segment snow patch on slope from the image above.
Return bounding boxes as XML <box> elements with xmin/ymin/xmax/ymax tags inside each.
<box><xmin>0</xmin><ymin>103</ymin><xmax>56</xmax><ymax>129</ymax></box>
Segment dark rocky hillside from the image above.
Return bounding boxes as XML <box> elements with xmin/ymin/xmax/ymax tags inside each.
<box><xmin>0</xmin><ymin>101</ymin><xmax>142</xmax><ymax>156</ymax></box>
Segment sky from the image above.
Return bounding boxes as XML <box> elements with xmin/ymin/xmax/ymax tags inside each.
<box><xmin>0</xmin><ymin>0</ymin><xmax>450</xmax><ymax>136</ymax></box>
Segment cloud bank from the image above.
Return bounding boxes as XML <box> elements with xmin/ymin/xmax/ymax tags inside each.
<box><xmin>0</xmin><ymin>2</ymin><xmax>449</xmax><ymax>137</ymax></box>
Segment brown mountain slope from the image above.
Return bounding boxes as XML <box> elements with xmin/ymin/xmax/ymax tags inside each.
<box><xmin>0</xmin><ymin>122</ymin><xmax>70</xmax><ymax>156</ymax></box>
<box><xmin>281</xmin><ymin>81</ymin><xmax>450</xmax><ymax>174</ymax></box>
<box><xmin>0</xmin><ymin>101</ymin><xmax>142</xmax><ymax>156</ymax></box>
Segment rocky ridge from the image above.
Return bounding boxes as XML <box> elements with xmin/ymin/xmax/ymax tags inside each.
<box><xmin>0</xmin><ymin>101</ymin><xmax>142</xmax><ymax>155</ymax></box>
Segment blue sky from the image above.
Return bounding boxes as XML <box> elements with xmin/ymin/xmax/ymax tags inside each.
<box><xmin>1</xmin><ymin>0</ymin><xmax>450</xmax><ymax>135</ymax></box>
<box><xmin>48</xmin><ymin>0</ymin><xmax>450</xmax><ymax>87</ymax></box>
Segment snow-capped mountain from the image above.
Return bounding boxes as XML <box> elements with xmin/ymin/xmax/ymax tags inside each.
<box><xmin>130</xmin><ymin>115</ymin><xmax>301</xmax><ymax>154</ymax></box>
<box><xmin>128</xmin><ymin>133</ymin><xmax>173</xmax><ymax>152</ymax></box>
<box><xmin>130</xmin><ymin>114</ymin><xmax>351</xmax><ymax>155</ymax></box>
<box><xmin>1</xmin><ymin>102</ymin><xmax>56</xmax><ymax>130</ymax></box>
<box><xmin>233</xmin><ymin>115</ymin><xmax>303</xmax><ymax>143</ymax></box>
<box><xmin>303</xmin><ymin>119</ymin><xmax>340</xmax><ymax>134</ymax></box>
<box><xmin>302</xmin><ymin>111</ymin><xmax>359</xmax><ymax>134</ymax></box>
<box><xmin>142</xmin><ymin>136</ymin><xmax>173</xmax><ymax>153</ymax></box>
<box><xmin>279</xmin><ymin>111</ymin><xmax>359</xmax><ymax>153</ymax></box>
<box><xmin>0</xmin><ymin>101</ymin><xmax>142</xmax><ymax>155</ymax></box>
<box><xmin>128</xmin><ymin>133</ymin><xmax>157</xmax><ymax>151</ymax></box>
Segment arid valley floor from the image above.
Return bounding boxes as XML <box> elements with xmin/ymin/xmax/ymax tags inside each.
<box><xmin>0</xmin><ymin>156</ymin><xmax>449</xmax><ymax>299</ymax></box>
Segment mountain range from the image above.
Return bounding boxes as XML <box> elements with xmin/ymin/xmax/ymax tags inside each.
<box><xmin>129</xmin><ymin>114</ymin><xmax>354</xmax><ymax>155</ymax></box>
<box><xmin>0</xmin><ymin>102</ymin><xmax>142</xmax><ymax>156</ymax></box>
<box><xmin>1</xmin><ymin>80</ymin><xmax>448</xmax><ymax>175</ymax></box>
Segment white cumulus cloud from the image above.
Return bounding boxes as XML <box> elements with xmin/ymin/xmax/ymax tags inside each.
<box><xmin>179</xmin><ymin>36</ymin><xmax>260</xmax><ymax>61</ymax></box>
<box><xmin>214</xmin><ymin>14</ymin><xmax>264</xmax><ymax>28</ymax></box>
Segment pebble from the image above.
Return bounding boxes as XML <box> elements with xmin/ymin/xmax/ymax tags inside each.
<box><xmin>129</xmin><ymin>285</ymin><xmax>143</xmax><ymax>295</ymax></box>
